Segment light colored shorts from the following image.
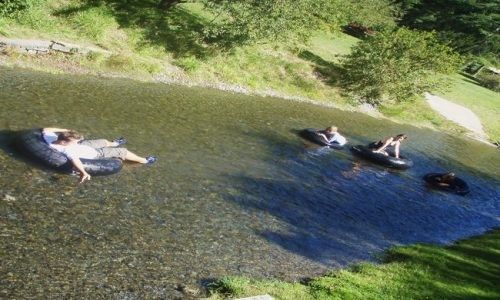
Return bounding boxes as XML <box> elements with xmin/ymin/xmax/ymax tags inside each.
<box><xmin>80</xmin><ymin>139</ymin><xmax>127</xmax><ymax>159</ymax></box>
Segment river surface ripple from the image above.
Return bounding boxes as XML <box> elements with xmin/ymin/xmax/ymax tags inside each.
<box><xmin>1</xmin><ymin>67</ymin><xmax>499</xmax><ymax>298</ymax></box>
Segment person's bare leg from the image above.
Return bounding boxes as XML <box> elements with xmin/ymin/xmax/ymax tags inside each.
<box><xmin>124</xmin><ymin>150</ymin><xmax>148</xmax><ymax>164</ymax></box>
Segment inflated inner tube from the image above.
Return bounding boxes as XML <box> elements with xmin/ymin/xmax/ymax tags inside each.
<box><xmin>350</xmin><ymin>145</ymin><xmax>413</xmax><ymax>169</ymax></box>
<box><xmin>423</xmin><ymin>173</ymin><xmax>470</xmax><ymax>195</ymax></box>
<box><xmin>16</xmin><ymin>129</ymin><xmax>122</xmax><ymax>175</ymax></box>
<box><xmin>299</xmin><ymin>128</ymin><xmax>344</xmax><ymax>149</ymax></box>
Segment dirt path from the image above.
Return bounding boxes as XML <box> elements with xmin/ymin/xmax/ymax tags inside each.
<box><xmin>425</xmin><ymin>93</ymin><xmax>490</xmax><ymax>144</ymax></box>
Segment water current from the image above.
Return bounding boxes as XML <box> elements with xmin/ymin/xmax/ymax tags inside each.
<box><xmin>1</xmin><ymin>67</ymin><xmax>499</xmax><ymax>298</ymax></box>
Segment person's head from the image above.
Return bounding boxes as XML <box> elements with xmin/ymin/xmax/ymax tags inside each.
<box><xmin>443</xmin><ymin>172</ymin><xmax>455</xmax><ymax>179</ymax></box>
<box><xmin>394</xmin><ymin>134</ymin><xmax>408</xmax><ymax>142</ymax></box>
<box><xmin>325</xmin><ymin>126</ymin><xmax>338</xmax><ymax>133</ymax></box>
<box><xmin>56</xmin><ymin>130</ymin><xmax>83</xmax><ymax>145</ymax></box>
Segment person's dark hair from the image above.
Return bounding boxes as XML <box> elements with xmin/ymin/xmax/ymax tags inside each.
<box><xmin>394</xmin><ymin>134</ymin><xmax>408</xmax><ymax>141</ymax></box>
<box><xmin>57</xmin><ymin>130</ymin><xmax>83</xmax><ymax>142</ymax></box>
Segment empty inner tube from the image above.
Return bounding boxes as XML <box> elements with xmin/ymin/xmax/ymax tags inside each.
<box><xmin>299</xmin><ymin>128</ymin><xmax>344</xmax><ymax>149</ymax></box>
<box><xmin>423</xmin><ymin>173</ymin><xmax>470</xmax><ymax>195</ymax></box>
<box><xmin>350</xmin><ymin>145</ymin><xmax>413</xmax><ymax>169</ymax></box>
<box><xmin>16</xmin><ymin>129</ymin><xmax>122</xmax><ymax>176</ymax></box>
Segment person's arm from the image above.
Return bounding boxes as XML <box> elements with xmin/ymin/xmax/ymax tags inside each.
<box><xmin>70</xmin><ymin>157</ymin><xmax>91</xmax><ymax>183</ymax></box>
<box><xmin>394</xmin><ymin>141</ymin><xmax>400</xmax><ymax>158</ymax></box>
<box><xmin>332</xmin><ymin>133</ymin><xmax>347</xmax><ymax>145</ymax></box>
<box><xmin>316</xmin><ymin>133</ymin><xmax>330</xmax><ymax>144</ymax></box>
<box><xmin>374</xmin><ymin>138</ymin><xmax>392</xmax><ymax>152</ymax></box>
<box><xmin>42</xmin><ymin>128</ymin><xmax>69</xmax><ymax>133</ymax></box>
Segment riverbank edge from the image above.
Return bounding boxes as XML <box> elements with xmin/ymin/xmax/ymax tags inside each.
<box><xmin>0</xmin><ymin>39</ymin><xmax>494</xmax><ymax>147</ymax></box>
<box><xmin>207</xmin><ymin>228</ymin><xmax>500</xmax><ymax>299</ymax></box>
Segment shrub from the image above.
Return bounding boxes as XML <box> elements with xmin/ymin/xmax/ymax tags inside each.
<box><xmin>173</xmin><ymin>56</ymin><xmax>200</xmax><ymax>72</ymax></box>
<box><xmin>476</xmin><ymin>70</ymin><xmax>500</xmax><ymax>92</ymax></box>
<box><xmin>0</xmin><ymin>0</ymin><xmax>45</xmax><ymax>17</ymax></box>
<box><xmin>341</xmin><ymin>27</ymin><xmax>462</xmax><ymax>105</ymax></box>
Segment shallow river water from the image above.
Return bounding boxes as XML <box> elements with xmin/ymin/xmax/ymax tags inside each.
<box><xmin>1</xmin><ymin>67</ymin><xmax>499</xmax><ymax>298</ymax></box>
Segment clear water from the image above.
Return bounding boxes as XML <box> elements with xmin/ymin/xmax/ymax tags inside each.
<box><xmin>1</xmin><ymin>67</ymin><xmax>499</xmax><ymax>298</ymax></box>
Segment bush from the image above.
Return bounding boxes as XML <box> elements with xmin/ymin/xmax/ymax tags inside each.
<box><xmin>0</xmin><ymin>0</ymin><xmax>45</xmax><ymax>17</ymax></box>
<box><xmin>173</xmin><ymin>56</ymin><xmax>200</xmax><ymax>72</ymax></box>
<box><xmin>341</xmin><ymin>27</ymin><xmax>462</xmax><ymax>105</ymax></box>
<box><xmin>476</xmin><ymin>70</ymin><xmax>500</xmax><ymax>92</ymax></box>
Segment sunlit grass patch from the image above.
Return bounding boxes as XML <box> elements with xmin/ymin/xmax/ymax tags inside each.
<box><xmin>208</xmin><ymin>276</ymin><xmax>312</xmax><ymax>300</ymax></box>
<box><xmin>208</xmin><ymin>230</ymin><xmax>500</xmax><ymax>299</ymax></box>
<box><xmin>379</xmin><ymin>98</ymin><xmax>466</xmax><ymax>134</ymax></box>
<box><xmin>104</xmin><ymin>53</ymin><xmax>162</xmax><ymax>74</ymax></box>
<box><xmin>436</xmin><ymin>73</ymin><xmax>500</xmax><ymax>142</ymax></box>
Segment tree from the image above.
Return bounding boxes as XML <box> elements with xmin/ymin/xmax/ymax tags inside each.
<box><xmin>397</xmin><ymin>0</ymin><xmax>500</xmax><ymax>61</ymax></box>
<box><xmin>0</xmin><ymin>0</ymin><xmax>45</xmax><ymax>17</ymax></box>
<box><xmin>157</xmin><ymin>0</ymin><xmax>185</xmax><ymax>10</ymax></box>
<box><xmin>340</xmin><ymin>27</ymin><xmax>462</xmax><ymax>104</ymax></box>
<box><xmin>202</xmin><ymin>0</ymin><xmax>398</xmax><ymax>46</ymax></box>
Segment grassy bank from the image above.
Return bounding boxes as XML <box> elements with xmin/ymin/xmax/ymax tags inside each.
<box><xmin>1</xmin><ymin>0</ymin><xmax>499</xmax><ymax>142</ymax></box>
<box><xmin>208</xmin><ymin>230</ymin><xmax>500</xmax><ymax>299</ymax></box>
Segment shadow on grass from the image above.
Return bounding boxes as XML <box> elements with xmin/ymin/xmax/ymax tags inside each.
<box><xmin>54</xmin><ymin>0</ymin><xmax>217</xmax><ymax>58</ymax></box>
<box><xmin>298</xmin><ymin>50</ymin><xmax>344</xmax><ymax>86</ymax></box>
<box><xmin>377</xmin><ymin>229</ymin><xmax>500</xmax><ymax>299</ymax></box>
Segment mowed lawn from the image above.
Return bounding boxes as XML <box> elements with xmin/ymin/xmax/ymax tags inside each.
<box><xmin>435</xmin><ymin>73</ymin><xmax>500</xmax><ymax>142</ymax></box>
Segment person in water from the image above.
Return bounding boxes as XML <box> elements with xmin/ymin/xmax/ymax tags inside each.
<box><xmin>317</xmin><ymin>126</ymin><xmax>347</xmax><ymax>146</ymax></box>
<box><xmin>42</xmin><ymin>128</ymin><xmax>156</xmax><ymax>183</ymax></box>
<box><xmin>434</xmin><ymin>172</ymin><xmax>456</xmax><ymax>187</ymax></box>
<box><xmin>372</xmin><ymin>134</ymin><xmax>407</xmax><ymax>158</ymax></box>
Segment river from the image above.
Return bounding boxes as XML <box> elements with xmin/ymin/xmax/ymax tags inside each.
<box><xmin>1</xmin><ymin>67</ymin><xmax>498</xmax><ymax>298</ymax></box>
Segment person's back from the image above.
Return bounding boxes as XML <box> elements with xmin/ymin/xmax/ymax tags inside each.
<box><xmin>373</xmin><ymin>134</ymin><xmax>407</xmax><ymax>158</ymax></box>
<box><xmin>330</xmin><ymin>132</ymin><xmax>347</xmax><ymax>146</ymax></box>
<box><xmin>318</xmin><ymin>126</ymin><xmax>347</xmax><ymax>145</ymax></box>
<box><xmin>49</xmin><ymin>131</ymin><xmax>99</xmax><ymax>160</ymax></box>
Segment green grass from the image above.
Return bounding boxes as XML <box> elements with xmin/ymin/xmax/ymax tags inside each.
<box><xmin>309</xmin><ymin>31</ymin><xmax>359</xmax><ymax>63</ymax></box>
<box><xmin>1</xmin><ymin>0</ymin><xmax>498</xmax><ymax>141</ymax></box>
<box><xmin>435</xmin><ymin>74</ymin><xmax>500</xmax><ymax>142</ymax></box>
<box><xmin>379</xmin><ymin>98</ymin><xmax>467</xmax><ymax>135</ymax></box>
<box><xmin>208</xmin><ymin>230</ymin><xmax>500</xmax><ymax>299</ymax></box>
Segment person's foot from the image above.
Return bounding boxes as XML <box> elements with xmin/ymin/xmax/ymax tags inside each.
<box><xmin>145</xmin><ymin>156</ymin><xmax>157</xmax><ymax>164</ymax></box>
<box><xmin>113</xmin><ymin>137</ymin><xmax>127</xmax><ymax>146</ymax></box>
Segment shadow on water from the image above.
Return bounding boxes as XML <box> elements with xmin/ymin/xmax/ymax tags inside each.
<box><xmin>0</xmin><ymin>130</ymin><xmax>32</xmax><ymax>165</ymax></box>
<box><xmin>222</xmin><ymin>129</ymin><xmax>500</xmax><ymax>266</ymax></box>
<box><xmin>0</xmin><ymin>129</ymin><xmax>70</xmax><ymax>176</ymax></box>
<box><xmin>0</xmin><ymin>130</ymin><xmax>16</xmax><ymax>154</ymax></box>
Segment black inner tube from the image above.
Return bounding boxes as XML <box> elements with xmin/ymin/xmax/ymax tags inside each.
<box><xmin>16</xmin><ymin>129</ymin><xmax>122</xmax><ymax>176</ymax></box>
<box><xmin>350</xmin><ymin>145</ymin><xmax>413</xmax><ymax>169</ymax></box>
<box><xmin>423</xmin><ymin>173</ymin><xmax>470</xmax><ymax>195</ymax></box>
<box><xmin>298</xmin><ymin>128</ymin><xmax>344</xmax><ymax>149</ymax></box>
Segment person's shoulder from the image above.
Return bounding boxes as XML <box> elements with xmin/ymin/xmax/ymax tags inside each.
<box><xmin>42</xmin><ymin>131</ymin><xmax>58</xmax><ymax>144</ymax></box>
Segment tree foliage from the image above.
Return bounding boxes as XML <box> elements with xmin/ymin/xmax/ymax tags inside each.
<box><xmin>341</xmin><ymin>27</ymin><xmax>462</xmax><ymax>104</ymax></box>
<box><xmin>0</xmin><ymin>0</ymin><xmax>45</xmax><ymax>17</ymax></box>
<box><xmin>202</xmin><ymin>0</ymin><xmax>398</xmax><ymax>46</ymax></box>
<box><xmin>397</xmin><ymin>0</ymin><xmax>500</xmax><ymax>62</ymax></box>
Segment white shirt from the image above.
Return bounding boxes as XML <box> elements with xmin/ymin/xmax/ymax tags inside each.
<box><xmin>42</xmin><ymin>131</ymin><xmax>58</xmax><ymax>144</ymax></box>
<box><xmin>43</xmin><ymin>131</ymin><xmax>98</xmax><ymax>160</ymax></box>
<box><xmin>51</xmin><ymin>144</ymin><xmax>99</xmax><ymax>160</ymax></box>
<box><xmin>329</xmin><ymin>133</ymin><xmax>347</xmax><ymax>146</ymax></box>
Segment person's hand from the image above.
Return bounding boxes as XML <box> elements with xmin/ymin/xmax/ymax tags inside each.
<box><xmin>79</xmin><ymin>172</ymin><xmax>91</xmax><ymax>183</ymax></box>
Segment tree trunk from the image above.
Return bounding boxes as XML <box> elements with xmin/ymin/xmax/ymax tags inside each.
<box><xmin>158</xmin><ymin>0</ymin><xmax>183</xmax><ymax>10</ymax></box>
